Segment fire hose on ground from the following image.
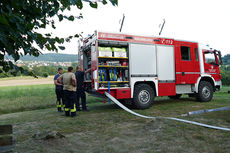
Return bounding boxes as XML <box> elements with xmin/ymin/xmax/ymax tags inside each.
<box><xmin>104</xmin><ymin>92</ymin><xmax>230</xmax><ymax>132</ymax></box>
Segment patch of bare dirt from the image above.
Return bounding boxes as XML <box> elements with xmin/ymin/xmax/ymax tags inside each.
<box><xmin>0</xmin><ymin>77</ymin><xmax>53</xmax><ymax>86</ymax></box>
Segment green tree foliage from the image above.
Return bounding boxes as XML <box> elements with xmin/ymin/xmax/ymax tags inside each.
<box><xmin>221</xmin><ymin>54</ymin><xmax>230</xmax><ymax>85</ymax></box>
<box><xmin>32</xmin><ymin>66</ymin><xmax>63</xmax><ymax>76</ymax></box>
<box><xmin>0</xmin><ymin>0</ymin><xmax>117</xmax><ymax>74</ymax></box>
<box><xmin>71</xmin><ymin>62</ymin><xmax>78</xmax><ymax>68</ymax></box>
<box><xmin>222</xmin><ymin>54</ymin><xmax>230</xmax><ymax>65</ymax></box>
<box><xmin>221</xmin><ymin>66</ymin><xmax>230</xmax><ymax>85</ymax></box>
<box><xmin>42</xmin><ymin>72</ymin><xmax>49</xmax><ymax>78</ymax></box>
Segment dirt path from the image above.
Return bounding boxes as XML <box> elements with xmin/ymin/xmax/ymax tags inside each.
<box><xmin>0</xmin><ymin>77</ymin><xmax>53</xmax><ymax>87</ymax></box>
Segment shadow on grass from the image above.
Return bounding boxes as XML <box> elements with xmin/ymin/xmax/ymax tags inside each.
<box><xmin>90</xmin><ymin>103</ymin><xmax>120</xmax><ymax>111</ymax></box>
<box><xmin>0</xmin><ymin>104</ymin><xmax>56</xmax><ymax>115</ymax></box>
<box><xmin>88</xmin><ymin>97</ymin><xmax>198</xmax><ymax>112</ymax></box>
<box><xmin>154</xmin><ymin>97</ymin><xmax>197</xmax><ymax>105</ymax></box>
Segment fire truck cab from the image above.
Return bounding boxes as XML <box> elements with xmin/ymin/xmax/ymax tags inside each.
<box><xmin>78</xmin><ymin>31</ymin><xmax>222</xmax><ymax>109</ymax></box>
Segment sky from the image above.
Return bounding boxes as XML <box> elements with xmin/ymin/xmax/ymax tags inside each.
<box><xmin>42</xmin><ymin>0</ymin><xmax>230</xmax><ymax>55</ymax></box>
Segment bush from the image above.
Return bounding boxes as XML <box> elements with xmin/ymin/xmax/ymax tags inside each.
<box><xmin>42</xmin><ymin>72</ymin><xmax>48</xmax><ymax>78</ymax></box>
<box><xmin>221</xmin><ymin>66</ymin><xmax>230</xmax><ymax>85</ymax></box>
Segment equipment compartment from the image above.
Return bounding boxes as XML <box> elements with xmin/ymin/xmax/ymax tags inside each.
<box><xmin>97</xmin><ymin>40</ymin><xmax>130</xmax><ymax>89</ymax></box>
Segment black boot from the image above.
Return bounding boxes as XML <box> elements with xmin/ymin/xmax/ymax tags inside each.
<box><xmin>57</xmin><ymin>107</ymin><xmax>62</xmax><ymax>112</ymax></box>
<box><xmin>65</xmin><ymin>111</ymin><xmax>70</xmax><ymax>116</ymax></box>
<box><xmin>71</xmin><ymin>112</ymin><xmax>77</xmax><ymax>117</ymax></box>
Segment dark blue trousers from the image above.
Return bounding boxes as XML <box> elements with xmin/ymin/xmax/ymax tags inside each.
<box><xmin>76</xmin><ymin>88</ymin><xmax>86</xmax><ymax>110</ymax></box>
<box><xmin>63</xmin><ymin>90</ymin><xmax>76</xmax><ymax>117</ymax></box>
<box><xmin>55</xmin><ymin>88</ymin><xmax>63</xmax><ymax>111</ymax></box>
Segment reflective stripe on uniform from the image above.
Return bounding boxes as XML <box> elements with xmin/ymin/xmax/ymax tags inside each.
<box><xmin>57</xmin><ymin>101</ymin><xmax>61</xmax><ymax>108</ymax></box>
<box><xmin>70</xmin><ymin>104</ymin><xmax>76</xmax><ymax>112</ymax></box>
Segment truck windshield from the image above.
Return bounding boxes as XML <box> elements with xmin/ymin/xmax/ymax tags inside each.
<box><xmin>204</xmin><ymin>52</ymin><xmax>217</xmax><ymax>65</ymax></box>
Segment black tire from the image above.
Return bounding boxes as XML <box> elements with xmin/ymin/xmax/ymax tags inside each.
<box><xmin>196</xmin><ymin>81</ymin><xmax>213</xmax><ymax>102</ymax></box>
<box><xmin>168</xmin><ymin>94</ymin><xmax>182</xmax><ymax>99</ymax></box>
<box><xmin>133</xmin><ymin>84</ymin><xmax>155</xmax><ymax>109</ymax></box>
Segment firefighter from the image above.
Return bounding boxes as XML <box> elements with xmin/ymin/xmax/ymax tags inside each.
<box><xmin>54</xmin><ymin>67</ymin><xmax>64</xmax><ymax>112</ymax></box>
<box><xmin>58</xmin><ymin>67</ymin><xmax>77</xmax><ymax>117</ymax></box>
<box><xmin>75</xmin><ymin>66</ymin><xmax>91</xmax><ymax>111</ymax></box>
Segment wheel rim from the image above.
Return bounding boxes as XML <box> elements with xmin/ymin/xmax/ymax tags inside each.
<box><xmin>138</xmin><ymin>90</ymin><xmax>150</xmax><ymax>104</ymax></box>
<box><xmin>202</xmin><ymin>86</ymin><xmax>211</xmax><ymax>99</ymax></box>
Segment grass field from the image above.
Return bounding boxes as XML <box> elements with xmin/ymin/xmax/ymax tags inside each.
<box><xmin>0</xmin><ymin>84</ymin><xmax>102</xmax><ymax>115</ymax></box>
<box><xmin>0</xmin><ymin>84</ymin><xmax>229</xmax><ymax>153</ymax></box>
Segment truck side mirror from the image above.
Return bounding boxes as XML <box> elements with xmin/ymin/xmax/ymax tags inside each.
<box><xmin>217</xmin><ymin>50</ymin><xmax>222</xmax><ymax>65</ymax></box>
<box><xmin>214</xmin><ymin>50</ymin><xmax>222</xmax><ymax>65</ymax></box>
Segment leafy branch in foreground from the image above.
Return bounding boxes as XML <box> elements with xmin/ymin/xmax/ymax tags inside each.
<box><xmin>0</xmin><ymin>0</ymin><xmax>118</xmax><ymax>75</ymax></box>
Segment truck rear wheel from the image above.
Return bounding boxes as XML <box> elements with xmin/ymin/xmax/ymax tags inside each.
<box><xmin>133</xmin><ymin>84</ymin><xmax>155</xmax><ymax>109</ymax></box>
<box><xmin>196</xmin><ymin>81</ymin><xmax>213</xmax><ymax>102</ymax></box>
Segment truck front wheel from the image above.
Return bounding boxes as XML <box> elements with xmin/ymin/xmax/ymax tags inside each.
<box><xmin>196</xmin><ymin>81</ymin><xmax>213</xmax><ymax>102</ymax></box>
<box><xmin>133</xmin><ymin>84</ymin><xmax>155</xmax><ymax>109</ymax></box>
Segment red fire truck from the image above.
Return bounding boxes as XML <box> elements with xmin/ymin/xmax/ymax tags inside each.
<box><xmin>78</xmin><ymin>31</ymin><xmax>222</xmax><ymax>109</ymax></box>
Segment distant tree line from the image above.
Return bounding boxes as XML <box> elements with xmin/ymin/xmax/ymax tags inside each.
<box><xmin>0</xmin><ymin>62</ymin><xmax>77</xmax><ymax>78</ymax></box>
<box><xmin>5</xmin><ymin>53</ymin><xmax>78</xmax><ymax>63</ymax></box>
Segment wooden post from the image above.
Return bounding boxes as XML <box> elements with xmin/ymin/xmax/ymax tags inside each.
<box><xmin>0</xmin><ymin>125</ymin><xmax>14</xmax><ymax>153</ymax></box>
<box><xmin>0</xmin><ymin>125</ymin><xmax>12</xmax><ymax>135</ymax></box>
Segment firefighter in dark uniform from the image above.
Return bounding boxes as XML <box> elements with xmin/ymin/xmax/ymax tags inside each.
<box><xmin>75</xmin><ymin>66</ymin><xmax>91</xmax><ymax>111</ymax></box>
<box><xmin>58</xmin><ymin>67</ymin><xmax>77</xmax><ymax>117</ymax></box>
<box><xmin>54</xmin><ymin>67</ymin><xmax>64</xmax><ymax>112</ymax></box>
